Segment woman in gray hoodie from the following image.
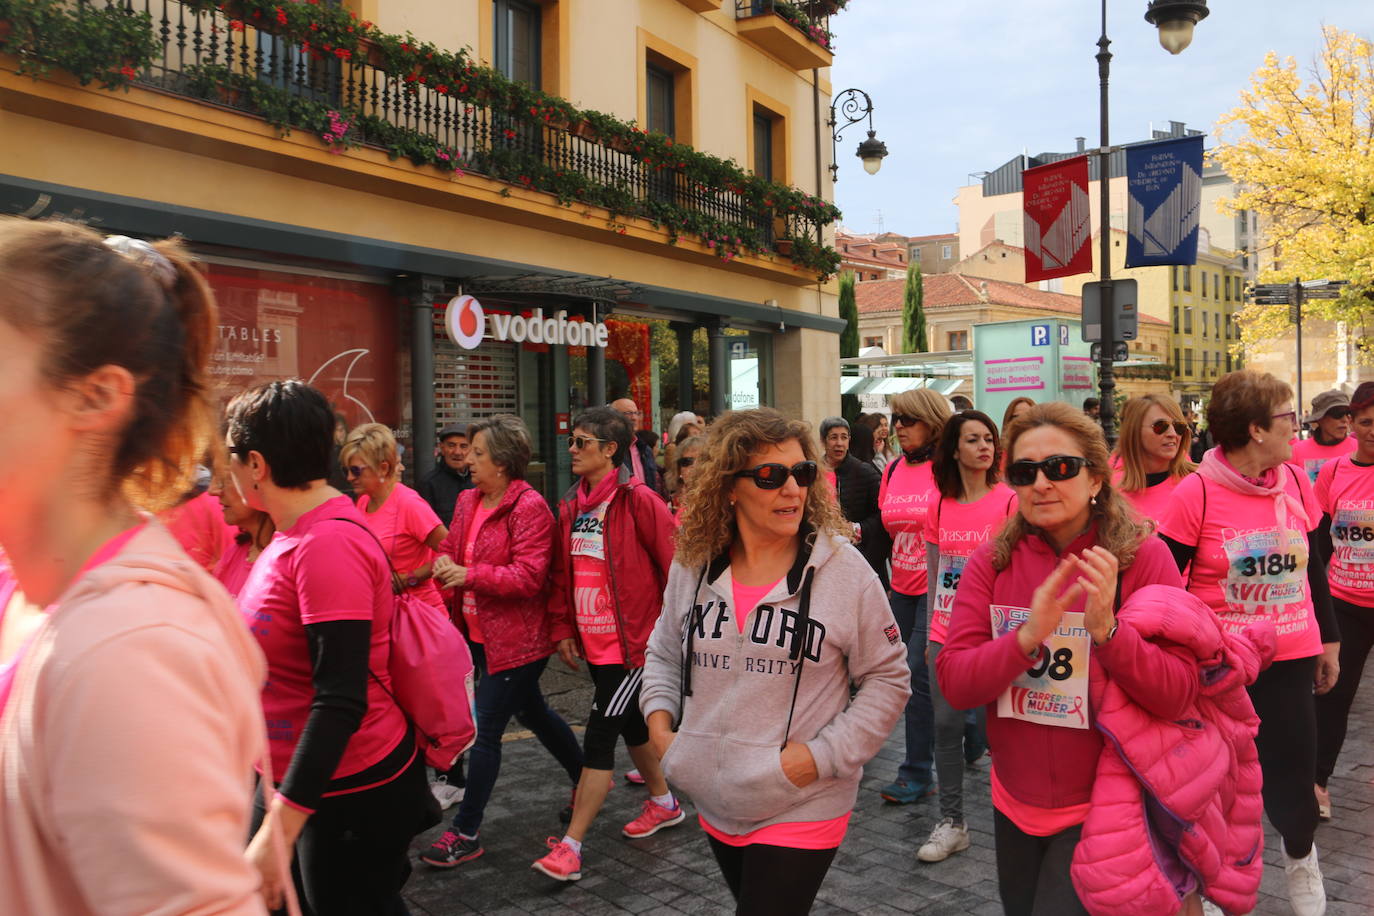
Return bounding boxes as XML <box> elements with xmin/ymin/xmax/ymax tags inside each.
<box><xmin>641</xmin><ymin>408</ymin><xmax>911</xmax><ymax>915</ymax></box>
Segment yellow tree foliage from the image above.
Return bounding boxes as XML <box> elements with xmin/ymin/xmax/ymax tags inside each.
<box><xmin>1213</xmin><ymin>26</ymin><xmax>1374</xmax><ymax>354</ymax></box>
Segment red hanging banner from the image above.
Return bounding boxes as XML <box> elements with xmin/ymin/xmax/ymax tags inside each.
<box><xmin>1023</xmin><ymin>156</ymin><xmax>1093</xmax><ymax>282</ymax></box>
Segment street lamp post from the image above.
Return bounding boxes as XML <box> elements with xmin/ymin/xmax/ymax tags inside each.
<box><xmin>827</xmin><ymin>88</ymin><xmax>888</xmax><ymax>182</ymax></box>
<box><xmin>1093</xmin><ymin>0</ymin><xmax>1208</xmax><ymax>446</ymax></box>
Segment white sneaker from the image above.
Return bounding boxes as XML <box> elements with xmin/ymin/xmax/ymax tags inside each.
<box><xmin>431</xmin><ymin>779</ymin><xmax>465</xmax><ymax>810</ymax></box>
<box><xmin>1201</xmin><ymin>899</ymin><xmax>1224</xmax><ymax>916</ymax></box>
<box><xmin>1280</xmin><ymin>841</ymin><xmax>1327</xmax><ymax>916</ymax></box>
<box><xmin>916</xmin><ymin>818</ymin><xmax>970</xmax><ymax>863</ymax></box>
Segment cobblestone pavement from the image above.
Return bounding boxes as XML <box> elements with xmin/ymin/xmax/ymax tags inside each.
<box><xmin>404</xmin><ymin>663</ymin><xmax>1373</xmax><ymax>915</ymax></box>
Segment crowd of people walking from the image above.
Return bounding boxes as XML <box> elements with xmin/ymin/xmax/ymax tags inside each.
<box><xmin>0</xmin><ymin>220</ymin><xmax>1365</xmax><ymax>916</ymax></box>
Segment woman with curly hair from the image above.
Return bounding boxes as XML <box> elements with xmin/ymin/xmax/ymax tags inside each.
<box><xmin>1113</xmin><ymin>395</ymin><xmax>1195</xmax><ymax>524</ymax></box>
<box><xmin>641</xmin><ymin>408</ymin><xmax>910</xmax><ymax>915</ymax></box>
<box><xmin>936</xmin><ymin>403</ymin><xmax>1188</xmax><ymax>915</ymax></box>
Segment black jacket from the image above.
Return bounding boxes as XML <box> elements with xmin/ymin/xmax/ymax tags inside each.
<box><xmin>418</xmin><ymin>462</ymin><xmax>472</xmax><ymax>528</ymax></box>
<box><xmin>833</xmin><ymin>454</ymin><xmax>890</xmax><ymax>588</ymax></box>
<box><xmin>630</xmin><ymin>438</ymin><xmax>665</xmax><ymax>498</ymax></box>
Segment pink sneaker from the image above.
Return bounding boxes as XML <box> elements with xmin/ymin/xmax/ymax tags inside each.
<box><xmin>622</xmin><ymin>798</ymin><xmax>686</xmax><ymax>838</ymax></box>
<box><xmin>624</xmin><ymin>768</ymin><xmax>646</xmax><ymax>785</ymax></box>
<box><xmin>531</xmin><ymin>837</ymin><xmax>582</xmax><ymax>881</ymax></box>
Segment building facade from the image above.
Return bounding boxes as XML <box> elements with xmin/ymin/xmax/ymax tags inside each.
<box><xmin>1</xmin><ymin>0</ymin><xmax>849</xmax><ymax>499</ymax></box>
<box><xmin>837</xmin><ymin>228</ymin><xmax>907</xmax><ymax>281</ymax></box>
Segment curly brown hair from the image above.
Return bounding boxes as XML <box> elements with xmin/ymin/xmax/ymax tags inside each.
<box><xmin>674</xmin><ymin>409</ymin><xmax>850</xmax><ymax>568</ymax></box>
<box><xmin>992</xmin><ymin>402</ymin><xmax>1153</xmax><ymax>572</ymax></box>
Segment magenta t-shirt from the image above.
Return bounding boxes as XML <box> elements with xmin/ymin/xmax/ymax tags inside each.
<box><xmin>212</xmin><ymin>538</ymin><xmax>255</xmax><ymax>600</ymax></box>
<box><xmin>162</xmin><ymin>490</ymin><xmax>233</xmax><ymax>573</ymax></box>
<box><xmin>1157</xmin><ymin>468</ymin><xmax>1323</xmax><ymax>660</ymax></box>
<box><xmin>358</xmin><ymin>483</ymin><xmax>445</xmax><ymax>610</ymax></box>
<box><xmin>1290</xmin><ymin>436</ymin><xmax>1356</xmax><ymax>484</ymax></box>
<box><xmin>924</xmin><ymin>484</ymin><xmax>1018</xmax><ymax>643</ymax></box>
<box><xmin>731</xmin><ymin>576</ymin><xmax>783</xmax><ymax>635</ymax></box>
<box><xmin>1116</xmin><ymin>472</ymin><xmax>1188</xmax><ymax>525</ymax></box>
<box><xmin>238</xmin><ymin>495</ymin><xmax>408</xmax><ymax>780</ymax></box>
<box><xmin>880</xmin><ymin>460</ymin><xmax>938</xmax><ymax>596</ymax></box>
<box><xmin>1315</xmin><ymin>456</ymin><xmax>1374</xmax><ymax>607</ymax></box>
<box><xmin>459</xmin><ymin>504</ymin><xmax>496</xmax><ymax>644</ymax></box>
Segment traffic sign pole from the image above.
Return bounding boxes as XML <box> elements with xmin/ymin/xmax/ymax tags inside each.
<box><xmin>1294</xmin><ymin>279</ymin><xmax>1304</xmax><ymax>421</ymax></box>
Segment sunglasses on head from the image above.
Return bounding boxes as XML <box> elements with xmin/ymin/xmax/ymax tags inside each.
<box><xmin>892</xmin><ymin>414</ymin><xmax>921</xmax><ymax>428</ymax></box>
<box><xmin>1324</xmin><ymin>407</ymin><xmax>1351</xmax><ymax>420</ymax></box>
<box><xmin>733</xmin><ymin>460</ymin><xmax>818</xmax><ymax>490</ymax></box>
<box><xmin>567</xmin><ymin>435</ymin><xmax>604</xmax><ymax>450</ymax></box>
<box><xmin>1148</xmin><ymin>419</ymin><xmax>1190</xmax><ymax>437</ymax></box>
<box><xmin>677</xmin><ymin>456</ymin><xmax>696</xmax><ymax>468</ymax></box>
<box><xmin>1006</xmin><ymin>455</ymin><xmax>1092</xmax><ymax>488</ymax></box>
<box><xmin>344</xmin><ymin>465</ymin><xmax>368</xmax><ymax>478</ymax></box>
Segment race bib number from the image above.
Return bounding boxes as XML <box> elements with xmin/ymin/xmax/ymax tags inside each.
<box><xmin>991</xmin><ymin>605</ymin><xmax>1090</xmax><ymax>730</ymax></box>
<box><xmin>570</xmin><ymin>501</ymin><xmax>610</xmax><ymax>560</ymax></box>
<box><xmin>1220</xmin><ymin>528</ymin><xmax>1306</xmax><ymax>612</ymax></box>
<box><xmin>1331</xmin><ymin>508</ymin><xmax>1374</xmax><ymax>565</ymax></box>
<box><xmin>931</xmin><ymin>553</ymin><xmax>967</xmax><ymax>633</ymax></box>
<box><xmin>1303</xmin><ymin>459</ymin><xmax>1324</xmax><ymax>485</ymax></box>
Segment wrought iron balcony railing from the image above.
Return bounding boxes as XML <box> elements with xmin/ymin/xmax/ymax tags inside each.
<box><xmin>734</xmin><ymin>0</ymin><xmax>835</xmax><ymax>52</ymax></box>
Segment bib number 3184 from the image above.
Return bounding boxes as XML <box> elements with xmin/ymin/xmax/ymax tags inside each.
<box><xmin>991</xmin><ymin>605</ymin><xmax>1091</xmax><ymax>730</ymax></box>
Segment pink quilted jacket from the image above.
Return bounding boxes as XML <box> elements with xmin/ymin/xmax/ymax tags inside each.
<box><xmin>1071</xmin><ymin>585</ymin><xmax>1275</xmax><ymax>916</ymax></box>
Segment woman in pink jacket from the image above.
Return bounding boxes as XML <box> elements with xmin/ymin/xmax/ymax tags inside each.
<box><xmin>0</xmin><ymin>221</ymin><xmax>266</xmax><ymax>915</ymax></box>
<box><xmin>936</xmin><ymin>402</ymin><xmax>1191</xmax><ymax>916</ymax></box>
<box><xmin>421</xmin><ymin>414</ymin><xmax>584</xmax><ymax>869</ymax></box>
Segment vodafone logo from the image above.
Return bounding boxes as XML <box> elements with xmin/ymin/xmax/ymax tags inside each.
<box><xmin>447</xmin><ymin>295</ymin><xmax>486</xmax><ymax>350</ymax></box>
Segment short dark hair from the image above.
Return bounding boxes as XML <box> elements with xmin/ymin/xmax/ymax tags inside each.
<box><xmin>1207</xmin><ymin>370</ymin><xmax>1293</xmax><ymax>452</ymax></box>
<box><xmin>932</xmin><ymin>410</ymin><xmax>1001</xmax><ymax>499</ymax></box>
<box><xmin>1083</xmin><ymin>397</ymin><xmax>1100</xmax><ymax>410</ymax></box>
<box><xmin>225</xmin><ymin>380</ymin><xmax>334</xmax><ymax>489</ymax></box>
<box><xmin>574</xmin><ymin>407</ymin><xmax>632</xmax><ymax>467</ymax></box>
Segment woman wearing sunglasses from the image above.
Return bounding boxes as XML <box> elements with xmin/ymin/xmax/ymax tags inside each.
<box><xmin>535</xmin><ymin>407</ymin><xmax>679</xmax><ymax>882</ymax></box>
<box><xmin>918</xmin><ymin>410</ymin><xmax>1016</xmax><ymax>864</ymax></box>
<box><xmin>1314</xmin><ymin>381</ymin><xmax>1374</xmax><ymax>826</ymax></box>
<box><xmin>642</xmin><ymin>408</ymin><xmax>909</xmax><ymax>915</ymax></box>
<box><xmin>876</xmin><ymin>388</ymin><xmax>952</xmax><ymax>804</ymax></box>
<box><xmin>340</xmin><ymin>423</ymin><xmax>448</xmax><ymax>610</ymax></box>
<box><xmin>422</xmin><ymin>414</ymin><xmax>584</xmax><ymax>869</ymax></box>
<box><xmin>1157</xmin><ymin>370</ymin><xmax>1339</xmax><ymax>916</ymax></box>
<box><xmin>1292</xmin><ymin>389</ymin><xmax>1355</xmax><ymax>484</ymax></box>
<box><xmin>211</xmin><ymin>466</ymin><xmax>276</xmax><ymax>599</ymax></box>
<box><xmin>1113</xmin><ymin>395</ymin><xmax>1195</xmax><ymax>524</ymax></box>
<box><xmin>667</xmin><ymin>434</ymin><xmax>706</xmax><ymax>524</ymax></box>
<box><xmin>936</xmin><ymin>403</ymin><xmax>1187</xmax><ymax>915</ymax></box>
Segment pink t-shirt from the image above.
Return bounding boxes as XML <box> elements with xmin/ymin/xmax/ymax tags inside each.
<box><xmin>570</xmin><ymin>496</ymin><xmax>623</xmax><ymax>665</ymax></box>
<box><xmin>1290</xmin><ymin>436</ymin><xmax>1356</xmax><ymax>484</ymax></box>
<box><xmin>1315</xmin><ymin>456</ymin><xmax>1374</xmax><ymax>607</ymax></box>
<box><xmin>459</xmin><ymin>504</ymin><xmax>496</xmax><ymax>644</ymax></box>
<box><xmin>161</xmin><ymin>491</ymin><xmax>233</xmax><ymax>573</ymax></box>
<box><xmin>238</xmin><ymin>495</ymin><xmax>408</xmax><ymax>781</ymax></box>
<box><xmin>991</xmin><ymin>765</ymin><xmax>1089</xmax><ymax>836</ymax></box>
<box><xmin>823</xmin><ymin>469</ymin><xmax>838</xmax><ymax>504</ymax></box>
<box><xmin>924</xmin><ymin>484</ymin><xmax>1018</xmax><ymax>644</ymax></box>
<box><xmin>1115</xmin><ymin>472</ymin><xmax>1188</xmax><ymax>525</ymax></box>
<box><xmin>212</xmin><ymin>537</ymin><xmax>256</xmax><ymax>599</ymax></box>
<box><xmin>1157</xmin><ymin>468</ymin><xmax>1323</xmax><ymax>660</ymax></box>
<box><xmin>358</xmin><ymin>483</ymin><xmax>445</xmax><ymax>610</ymax></box>
<box><xmin>699</xmin><ymin>812</ymin><xmax>851</xmax><ymax>850</ymax></box>
<box><xmin>880</xmin><ymin>460</ymin><xmax>938</xmax><ymax>596</ymax></box>
<box><xmin>731</xmin><ymin>577</ymin><xmax>784</xmax><ymax>635</ymax></box>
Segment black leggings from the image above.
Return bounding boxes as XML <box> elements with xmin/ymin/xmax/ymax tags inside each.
<box><xmin>1316</xmin><ymin>597</ymin><xmax>1374</xmax><ymax>786</ymax></box>
<box><xmin>706</xmin><ymin>836</ymin><xmax>838</xmax><ymax>915</ymax></box>
<box><xmin>1248</xmin><ymin>655</ymin><xmax>1319</xmax><ymax>858</ymax></box>
<box><xmin>993</xmin><ymin>810</ymin><xmax>1089</xmax><ymax>916</ymax></box>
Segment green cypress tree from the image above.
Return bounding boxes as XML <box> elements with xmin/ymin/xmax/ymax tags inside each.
<box><xmin>902</xmin><ymin>263</ymin><xmax>928</xmax><ymax>354</ymax></box>
<box><xmin>839</xmin><ymin>271</ymin><xmax>861</xmax><ymax>420</ymax></box>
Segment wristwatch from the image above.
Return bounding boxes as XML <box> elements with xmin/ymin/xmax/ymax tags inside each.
<box><xmin>1096</xmin><ymin>623</ymin><xmax>1119</xmax><ymax>646</ymax></box>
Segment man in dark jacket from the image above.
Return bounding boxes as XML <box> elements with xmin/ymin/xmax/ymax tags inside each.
<box><xmin>820</xmin><ymin>416</ymin><xmax>890</xmax><ymax>589</ymax></box>
<box><xmin>418</xmin><ymin>423</ymin><xmax>473</xmax><ymax>527</ymax></box>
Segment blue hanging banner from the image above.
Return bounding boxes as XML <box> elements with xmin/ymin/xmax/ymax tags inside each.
<box><xmin>1125</xmin><ymin>135</ymin><xmax>1204</xmax><ymax>268</ymax></box>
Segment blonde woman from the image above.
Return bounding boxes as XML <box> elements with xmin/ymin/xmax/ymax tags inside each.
<box><xmin>1112</xmin><ymin>395</ymin><xmax>1195</xmax><ymax>524</ymax></box>
<box><xmin>876</xmin><ymin>388</ymin><xmax>953</xmax><ymax>803</ymax></box>
<box><xmin>341</xmin><ymin>423</ymin><xmax>448</xmax><ymax>608</ymax></box>
<box><xmin>641</xmin><ymin>409</ymin><xmax>909</xmax><ymax>915</ymax></box>
<box><xmin>666</xmin><ymin>433</ymin><xmax>706</xmax><ymax>523</ymax></box>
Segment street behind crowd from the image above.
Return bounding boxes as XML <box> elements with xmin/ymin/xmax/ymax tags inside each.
<box><xmin>404</xmin><ymin>662</ymin><xmax>1373</xmax><ymax>916</ymax></box>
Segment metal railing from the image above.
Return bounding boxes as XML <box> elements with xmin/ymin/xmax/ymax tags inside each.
<box><xmin>734</xmin><ymin>0</ymin><xmax>834</xmax><ymax>51</ymax></box>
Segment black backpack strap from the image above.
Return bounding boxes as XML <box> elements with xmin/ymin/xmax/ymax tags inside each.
<box><xmin>885</xmin><ymin>458</ymin><xmax>900</xmax><ymax>486</ymax></box>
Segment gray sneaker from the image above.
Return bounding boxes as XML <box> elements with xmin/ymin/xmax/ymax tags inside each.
<box><xmin>917</xmin><ymin>818</ymin><xmax>970</xmax><ymax>863</ymax></box>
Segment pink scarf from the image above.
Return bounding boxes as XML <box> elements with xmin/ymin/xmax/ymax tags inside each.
<box><xmin>577</xmin><ymin>467</ymin><xmax>619</xmax><ymax>514</ymax></box>
<box><xmin>1197</xmin><ymin>448</ymin><xmax>1308</xmax><ymax>535</ymax></box>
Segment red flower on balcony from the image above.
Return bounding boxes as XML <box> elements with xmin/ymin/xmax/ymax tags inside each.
<box><xmin>435</xmin><ymin>84</ymin><xmax>449</xmax><ymax>94</ymax></box>
<box><xmin>334</xmin><ymin>48</ymin><xmax>351</xmax><ymax>60</ymax></box>
<box><xmin>120</xmin><ymin>65</ymin><xmax>138</xmax><ymax>80</ymax></box>
<box><xmin>503</xmin><ymin>129</ymin><xmax>517</xmax><ymax>140</ymax></box>
<box><xmin>229</xmin><ymin>19</ymin><xmax>244</xmax><ymax>31</ymax></box>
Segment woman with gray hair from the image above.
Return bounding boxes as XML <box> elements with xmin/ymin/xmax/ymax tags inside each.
<box><xmin>422</xmin><ymin>414</ymin><xmax>584</xmax><ymax>869</ymax></box>
<box><xmin>819</xmin><ymin>417</ymin><xmax>888</xmax><ymax>587</ymax></box>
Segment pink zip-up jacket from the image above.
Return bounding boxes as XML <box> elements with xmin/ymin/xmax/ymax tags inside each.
<box><xmin>0</xmin><ymin>522</ymin><xmax>268</xmax><ymax>915</ymax></box>
<box><xmin>936</xmin><ymin>527</ymin><xmax>1189</xmax><ymax>810</ymax></box>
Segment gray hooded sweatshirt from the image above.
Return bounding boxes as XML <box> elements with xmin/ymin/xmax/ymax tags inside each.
<box><xmin>640</xmin><ymin>529</ymin><xmax>910</xmax><ymax>837</ymax></box>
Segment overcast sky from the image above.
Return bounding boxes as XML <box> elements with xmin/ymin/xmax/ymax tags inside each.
<box><xmin>828</xmin><ymin>1</ymin><xmax>1371</xmax><ymax>237</ymax></box>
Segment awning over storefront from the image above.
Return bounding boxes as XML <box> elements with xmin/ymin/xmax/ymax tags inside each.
<box><xmin>840</xmin><ymin>376</ymin><xmax>964</xmax><ymax>397</ymax></box>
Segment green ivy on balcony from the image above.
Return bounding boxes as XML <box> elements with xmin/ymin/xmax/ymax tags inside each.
<box><xmin>0</xmin><ymin>0</ymin><xmax>844</xmax><ymax>280</ymax></box>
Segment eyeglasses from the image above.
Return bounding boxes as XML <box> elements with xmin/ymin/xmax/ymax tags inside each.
<box><xmin>567</xmin><ymin>435</ymin><xmax>604</xmax><ymax>451</ymax></box>
<box><xmin>1006</xmin><ymin>455</ymin><xmax>1092</xmax><ymax>488</ymax></box>
<box><xmin>733</xmin><ymin>460</ymin><xmax>819</xmax><ymax>490</ymax></box>
<box><xmin>1148</xmin><ymin>419</ymin><xmax>1191</xmax><ymax>437</ymax></box>
<box><xmin>1324</xmin><ymin>407</ymin><xmax>1351</xmax><ymax>420</ymax></box>
<box><xmin>344</xmin><ymin>465</ymin><xmax>368</xmax><ymax>478</ymax></box>
<box><xmin>1271</xmin><ymin>411</ymin><xmax>1298</xmax><ymax>426</ymax></box>
<box><xmin>892</xmin><ymin>414</ymin><xmax>921</xmax><ymax>428</ymax></box>
<box><xmin>677</xmin><ymin>456</ymin><xmax>697</xmax><ymax>468</ymax></box>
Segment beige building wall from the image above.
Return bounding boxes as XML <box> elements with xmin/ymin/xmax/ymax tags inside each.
<box><xmin>953</xmin><ymin>244</ymin><xmax>1025</xmax><ymax>284</ymax></box>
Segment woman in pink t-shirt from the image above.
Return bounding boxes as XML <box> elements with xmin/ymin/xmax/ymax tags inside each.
<box><xmin>1157</xmin><ymin>370</ymin><xmax>1339</xmax><ymax>915</ymax></box>
<box><xmin>1313</xmin><ymin>381</ymin><xmax>1374</xmax><ymax>821</ymax></box>
<box><xmin>876</xmin><ymin>388</ymin><xmax>952</xmax><ymax>804</ymax></box>
<box><xmin>1292</xmin><ymin>389</ymin><xmax>1355</xmax><ymax>483</ymax></box>
<box><xmin>920</xmin><ymin>410</ymin><xmax>1016</xmax><ymax>863</ymax></box>
<box><xmin>1113</xmin><ymin>395</ymin><xmax>1195</xmax><ymax>525</ymax></box>
<box><xmin>211</xmin><ymin>469</ymin><xmax>276</xmax><ymax>599</ymax></box>
<box><xmin>341</xmin><ymin>423</ymin><xmax>448</xmax><ymax>610</ymax></box>
<box><xmin>227</xmin><ymin>380</ymin><xmax>434</xmax><ymax>915</ymax></box>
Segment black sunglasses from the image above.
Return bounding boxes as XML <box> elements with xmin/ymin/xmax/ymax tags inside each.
<box><xmin>1148</xmin><ymin>419</ymin><xmax>1191</xmax><ymax>437</ymax></box>
<box><xmin>733</xmin><ymin>460</ymin><xmax>819</xmax><ymax>490</ymax></box>
<box><xmin>677</xmin><ymin>456</ymin><xmax>696</xmax><ymax>468</ymax></box>
<box><xmin>344</xmin><ymin>465</ymin><xmax>368</xmax><ymax>478</ymax></box>
<box><xmin>1324</xmin><ymin>407</ymin><xmax>1351</xmax><ymax>420</ymax></box>
<box><xmin>892</xmin><ymin>414</ymin><xmax>921</xmax><ymax>428</ymax></box>
<box><xmin>1006</xmin><ymin>455</ymin><xmax>1092</xmax><ymax>488</ymax></box>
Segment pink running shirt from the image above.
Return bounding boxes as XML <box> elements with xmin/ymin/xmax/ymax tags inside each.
<box><xmin>1315</xmin><ymin>456</ymin><xmax>1374</xmax><ymax>607</ymax></box>
<box><xmin>238</xmin><ymin>495</ymin><xmax>408</xmax><ymax>781</ymax></box>
<box><xmin>880</xmin><ymin>460</ymin><xmax>938</xmax><ymax>596</ymax></box>
<box><xmin>358</xmin><ymin>483</ymin><xmax>445</xmax><ymax>610</ymax></box>
<box><xmin>924</xmin><ymin>485</ymin><xmax>1018</xmax><ymax>644</ymax></box>
<box><xmin>459</xmin><ymin>504</ymin><xmax>496</xmax><ymax>644</ymax></box>
<box><xmin>1157</xmin><ymin>468</ymin><xmax>1323</xmax><ymax>661</ymax></box>
<box><xmin>731</xmin><ymin>577</ymin><xmax>784</xmax><ymax>635</ymax></box>
<box><xmin>699</xmin><ymin>812</ymin><xmax>850</xmax><ymax>850</ymax></box>
<box><xmin>162</xmin><ymin>491</ymin><xmax>233</xmax><ymax>573</ymax></box>
<box><xmin>1290</xmin><ymin>436</ymin><xmax>1356</xmax><ymax>484</ymax></box>
<box><xmin>1116</xmin><ymin>472</ymin><xmax>1187</xmax><ymax>525</ymax></box>
<box><xmin>570</xmin><ymin>497</ymin><xmax>623</xmax><ymax>665</ymax></box>
<box><xmin>212</xmin><ymin>537</ymin><xmax>256</xmax><ymax>599</ymax></box>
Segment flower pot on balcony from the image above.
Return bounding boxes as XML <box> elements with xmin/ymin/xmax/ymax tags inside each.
<box><xmin>774</xmin><ymin>238</ymin><xmax>795</xmax><ymax>256</ymax></box>
<box><xmin>572</xmin><ymin>120</ymin><xmax>598</xmax><ymax>141</ymax></box>
<box><xmin>607</xmin><ymin>135</ymin><xmax>632</xmax><ymax>153</ymax></box>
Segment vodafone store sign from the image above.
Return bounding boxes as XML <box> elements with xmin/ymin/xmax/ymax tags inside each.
<box><xmin>445</xmin><ymin>295</ymin><xmax>609</xmax><ymax>350</ymax></box>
